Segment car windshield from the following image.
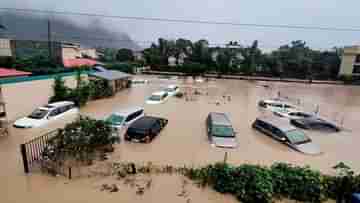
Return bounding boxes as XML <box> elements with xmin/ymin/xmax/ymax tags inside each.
<box><xmin>149</xmin><ymin>95</ymin><xmax>162</xmax><ymax>101</ymax></box>
<box><xmin>106</xmin><ymin>114</ymin><xmax>125</xmax><ymax>126</ymax></box>
<box><xmin>212</xmin><ymin>125</ymin><xmax>235</xmax><ymax>138</ymax></box>
<box><xmin>285</xmin><ymin>130</ymin><xmax>310</xmax><ymax>144</ymax></box>
<box><xmin>28</xmin><ymin>108</ymin><xmax>49</xmax><ymax>119</ymax></box>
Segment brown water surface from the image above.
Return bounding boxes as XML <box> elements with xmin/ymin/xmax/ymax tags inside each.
<box><xmin>1</xmin><ymin>75</ymin><xmax>358</xmax><ymax>202</ymax></box>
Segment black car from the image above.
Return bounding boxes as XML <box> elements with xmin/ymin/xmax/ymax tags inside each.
<box><xmin>290</xmin><ymin>117</ymin><xmax>340</xmax><ymax>132</ymax></box>
<box><xmin>124</xmin><ymin>116</ymin><xmax>168</xmax><ymax>143</ymax></box>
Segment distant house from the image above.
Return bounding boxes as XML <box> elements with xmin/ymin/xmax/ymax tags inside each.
<box><xmin>339</xmin><ymin>46</ymin><xmax>360</xmax><ymax>76</ymax></box>
<box><xmin>168</xmin><ymin>56</ymin><xmax>177</xmax><ymax>67</ymax></box>
<box><xmin>53</xmin><ymin>42</ymin><xmax>100</xmax><ymax>68</ymax></box>
<box><xmin>0</xmin><ymin>38</ymin><xmax>15</xmax><ymax>58</ymax></box>
<box><xmin>89</xmin><ymin>70</ymin><xmax>132</xmax><ymax>93</ymax></box>
<box><xmin>134</xmin><ymin>51</ymin><xmax>144</xmax><ymax>61</ymax></box>
<box><xmin>63</xmin><ymin>58</ymin><xmax>101</xmax><ymax>68</ymax></box>
<box><xmin>178</xmin><ymin>52</ymin><xmax>187</xmax><ymax>65</ymax></box>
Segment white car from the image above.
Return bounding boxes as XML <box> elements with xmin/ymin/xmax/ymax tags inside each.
<box><xmin>258</xmin><ymin>99</ymin><xmax>297</xmax><ymax>112</ymax></box>
<box><xmin>273</xmin><ymin>108</ymin><xmax>315</xmax><ymax>120</ymax></box>
<box><xmin>131</xmin><ymin>79</ymin><xmax>149</xmax><ymax>85</ymax></box>
<box><xmin>164</xmin><ymin>85</ymin><xmax>180</xmax><ymax>96</ymax></box>
<box><xmin>13</xmin><ymin>101</ymin><xmax>79</xmax><ymax>128</ymax></box>
<box><xmin>146</xmin><ymin>91</ymin><xmax>169</xmax><ymax>104</ymax></box>
<box><xmin>105</xmin><ymin>107</ymin><xmax>144</xmax><ymax>130</ymax></box>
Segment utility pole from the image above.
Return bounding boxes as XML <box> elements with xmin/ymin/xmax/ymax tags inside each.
<box><xmin>47</xmin><ymin>19</ymin><xmax>52</xmax><ymax>61</ymax></box>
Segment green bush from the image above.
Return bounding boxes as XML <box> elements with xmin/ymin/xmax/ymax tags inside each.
<box><xmin>50</xmin><ymin>72</ymin><xmax>113</xmax><ymax>107</ymax></box>
<box><xmin>43</xmin><ymin>116</ymin><xmax>118</xmax><ymax>162</ymax></box>
<box><xmin>89</xmin><ymin>79</ymin><xmax>114</xmax><ymax>99</ymax></box>
<box><xmin>231</xmin><ymin>164</ymin><xmax>274</xmax><ymax>203</ymax></box>
<box><xmin>185</xmin><ymin>162</ymin><xmax>360</xmax><ymax>203</ymax></box>
<box><xmin>105</xmin><ymin>62</ymin><xmax>135</xmax><ymax>74</ymax></box>
<box><xmin>271</xmin><ymin>163</ymin><xmax>325</xmax><ymax>202</ymax></box>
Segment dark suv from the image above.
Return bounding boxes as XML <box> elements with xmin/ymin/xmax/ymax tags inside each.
<box><xmin>125</xmin><ymin>116</ymin><xmax>168</xmax><ymax>143</ymax></box>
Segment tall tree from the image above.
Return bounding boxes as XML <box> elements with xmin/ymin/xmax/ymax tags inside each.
<box><xmin>116</xmin><ymin>48</ymin><xmax>134</xmax><ymax>62</ymax></box>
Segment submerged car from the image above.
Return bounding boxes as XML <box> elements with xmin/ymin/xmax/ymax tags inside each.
<box><xmin>105</xmin><ymin>107</ymin><xmax>144</xmax><ymax>130</ymax></box>
<box><xmin>252</xmin><ymin>116</ymin><xmax>321</xmax><ymax>155</ymax></box>
<box><xmin>164</xmin><ymin>85</ymin><xmax>180</xmax><ymax>96</ymax></box>
<box><xmin>206</xmin><ymin>112</ymin><xmax>237</xmax><ymax>148</ymax></box>
<box><xmin>290</xmin><ymin>117</ymin><xmax>340</xmax><ymax>132</ymax></box>
<box><xmin>158</xmin><ymin>75</ymin><xmax>178</xmax><ymax>80</ymax></box>
<box><xmin>273</xmin><ymin>108</ymin><xmax>315</xmax><ymax>120</ymax></box>
<box><xmin>146</xmin><ymin>91</ymin><xmax>169</xmax><ymax>104</ymax></box>
<box><xmin>131</xmin><ymin>79</ymin><xmax>149</xmax><ymax>85</ymax></box>
<box><xmin>124</xmin><ymin>116</ymin><xmax>168</xmax><ymax>143</ymax></box>
<box><xmin>258</xmin><ymin>99</ymin><xmax>296</xmax><ymax>111</ymax></box>
<box><xmin>13</xmin><ymin>101</ymin><xmax>78</xmax><ymax>128</ymax></box>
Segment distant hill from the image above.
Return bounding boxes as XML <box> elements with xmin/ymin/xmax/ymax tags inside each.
<box><xmin>0</xmin><ymin>12</ymin><xmax>140</xmax><ymax>50</ymax></box>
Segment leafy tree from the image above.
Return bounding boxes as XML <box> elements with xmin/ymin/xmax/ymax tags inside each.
<box><xmin>116</xmin><ymin>48</ymin><xmax>134</xmax><ymax>62</ymax></box>
<box><xmin>99</xmin><ymin>48</ymin><xmax>118</xmax><ymax>62</ymax></box>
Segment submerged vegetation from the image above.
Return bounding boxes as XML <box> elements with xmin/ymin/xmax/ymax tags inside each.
<box><xmin>50</xmin><ymin>70</ymin><xmax>114</xmax><ymax>107</ymax></box>
<box><xmin>91</xmin><ymin>161</ymin><xmax>360</xmax><ymax>203</ymax></box>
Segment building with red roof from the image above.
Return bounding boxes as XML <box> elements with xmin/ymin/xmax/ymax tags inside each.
<box><xmin>0</xmin><ymin>68</ymin><xmax>31</xmax><ymax>78</ymax></box>
<box><xmin>63</xmin><ymin>58</ymin><xmax>101</xmax><ymax>68</ymax></box>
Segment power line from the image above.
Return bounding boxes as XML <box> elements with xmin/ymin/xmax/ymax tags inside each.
<box><xmin>1</xmin><ymin>7</ymin><xmax>360</xmax><ymax>32</ymax></box>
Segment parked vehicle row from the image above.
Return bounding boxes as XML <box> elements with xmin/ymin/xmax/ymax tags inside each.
<box><xmin>252</xmin><ymin>116</ymin><xmax>321</xmax><ymax>155</ymax></box>
<box><xmin>259</xmin><ymin>99</ymin><xmax>341</xmax><ymax>132</ymax></box>
<box><xmin>146</xmin><ymin>84</ymin><xmax>180</xmax><ymax>104</ymax></box>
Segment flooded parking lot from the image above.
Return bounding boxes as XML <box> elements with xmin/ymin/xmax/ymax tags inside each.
<box><xmin>81</xmin><ymin>75</ymin><xmax>360</xmax><ymax>173</ymax></box>
<box><xmin>0</xmin><ymin>75</ymin><xmax>359</xmax><ymax>203</ymax></box>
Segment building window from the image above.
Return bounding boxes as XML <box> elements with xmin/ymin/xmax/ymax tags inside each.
<box><xmin>353</xmin><ymin>65</ymin><xmax>360</xmax><ymax>74</ymax></box>
<box><xmin>355</xmin><ymin>55</ymin><xmax>360</xmax><ymax>63</ymax></box>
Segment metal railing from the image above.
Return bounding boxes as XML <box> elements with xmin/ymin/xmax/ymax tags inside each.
<box><xmin>20</xmin><ymin>130</ymin><xmax>59</xmax><ymax>173</ymax></box>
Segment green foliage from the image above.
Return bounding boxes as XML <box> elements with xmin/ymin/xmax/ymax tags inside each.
<box><xmin>271</xmin><ymin>163</ymin><xmax>325</xmax><ymax>202</ymax></box>
<box><xmin>339</xmin><ymin>74</ymin><xmax>354</xmax><ymax>84</ymax></box>
<box><xmin>43</xmin><ymin>116</ymin><xmax>118</xmax><ymax>162</ymax></box>
<box><xmin>116</xmin><ymin>48</ymin><xmax>134</xmax><ymax>62</ymax></box>
<box><xmin>50</xmin><ymin>77</ymin><xmax>69</xmax><ymax>102</ymax></box>
<box><xmin>142</xmin><ymin>38</ymin><xmax>342</xmax><ymax>80</ymax></box>
<box><xmin>89</xmin><ymin>79</ymin><xmax>114</xmax><ymax>99</ymax></box>
<box><xmin>186</xmin><ymin>162</ymin><xmax>360</xmax><ymax>203</ymax></box>
<box><xmin>12</xmin><ymin>54</ymin><xmax>71</xmax><ymax>75</ymax></box>
<box><xmin>232</xmin><ymin>164</ymin><xmax>274</xmax><ymax>203</ymax></box>
<box><xmin>50</xmin><ymin>71</ymin><xmax>113</xmax><ymax>107</ymax></box>
<box><xmin>99</xmin><ymin>48</ymin><xmax>118</xmax><ymax>62</ymax></box>
<box><xmin>105</xmin><ymin>62</ymin><xmax>135</xmax><ymax>74</ymax></box>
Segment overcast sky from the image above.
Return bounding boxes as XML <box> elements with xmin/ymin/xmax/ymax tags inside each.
<box><xmin>2</xmin><ymin>0</ymin><xmax>360</xmax><ymax>50</ymax></box>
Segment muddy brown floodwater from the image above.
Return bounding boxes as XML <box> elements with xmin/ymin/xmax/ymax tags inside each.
<box><xmin>1</xmin><ymin>75</ymin><xmax>359</xmax><ymax>203</ymax></box>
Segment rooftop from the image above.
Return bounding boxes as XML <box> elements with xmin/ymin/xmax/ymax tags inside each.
<box><xmin>209</xmin><ymin>112</ymin><xmax>232</xmax><ymax>126</ymax></box>
<box><xmin>257</xmin><ymin>115</ymin><xmax>296</xmax><ymax>132</ymax></box>
<box><xmin>0</xmin><ymin>68</ymin><xmax>31</xmax><ymax>78</ymax></box>
<box><xmin>113</xmin><ymin>106</ymin><xmax>143</xmax><ymax>116</ymax></box>
<box><xmin>63</xmin><ymin>58</ymin><xmax>101</xmax><ymax>68</ymax></box>
<box><xmin>152</xmin><ymin>91</ymin><xmax>167</xmax><ymax>96</ymax></box>
<box><xmin>89</xmin><ymin>70</ymin><xmax>132</xmax><ymax>81</ymax></box>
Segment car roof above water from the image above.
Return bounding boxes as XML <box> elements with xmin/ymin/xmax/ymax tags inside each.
<box><xmin>113</xmin><ymin>106</ymin><xmax>143</xmax><ymax>116</ymax></box>
<box><xmin>152</xmin><ymin>91</ymin><xmax>167</xmax><ymax>96</ymax></box>
<box><xmin>256</xmin><ymin>116</ymin><xmax>296</xmax><ymax>132</ymax></box>
<box><xmin>209</xmin><ymin>112</ymin><xmax>232</xmax><ymax>126</ymax></box>
<box><xmin>128</xmin><ymin>116</ymin><xmax>160</xmax><ymax>131</ymax></box>
<box><xmin>42</xmin><ymin>101</ymin><xmax>75</xmax><ymax>109</ymax></box>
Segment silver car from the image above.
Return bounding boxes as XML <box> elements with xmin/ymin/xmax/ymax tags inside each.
<box><xmin>206</xmin><ymin>112</ymin><xmax>237</xmax><ymax>148</ymax></box>
<box><xmin>252</xmin><ymin>116</ymin><xmax>321</xmax><ymax>155</ymax></box>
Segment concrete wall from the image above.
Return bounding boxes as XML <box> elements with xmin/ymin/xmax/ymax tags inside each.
<box><xmin>339</xmin><ymin>54</ymin><xmax>355</xmax><ymax>75</ymax></box>
<box><xmin>1</xmin><ymin>75</ymin><xmax>87</xmax><ymax>121</ymax></box>
<box><xmin>62</xmin><ymin>47</ymin><xmax>81</xmax><ymax>60</ymax></box>
<box><xmin>0</xmin><ymin>38</ymin><xmax>12</xmax><ymax>57</ymax></box>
